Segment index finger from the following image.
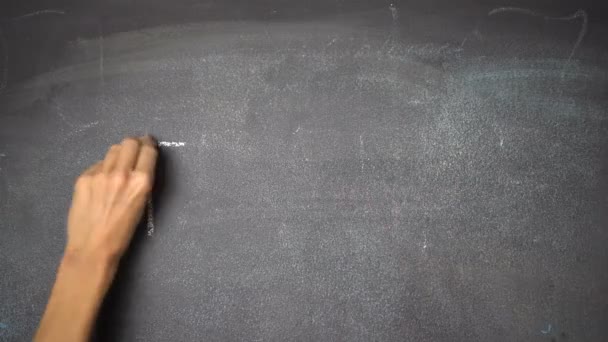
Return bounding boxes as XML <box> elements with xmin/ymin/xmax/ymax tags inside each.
<box><xmin>135</xmin><ymin>135</ymin><xmax>158</xmax><ymax>176</ymax></box>
<box><xmin>115</xmin><ymin>137</ymin><xmax>141</xmax><ymax>171</ymax></box>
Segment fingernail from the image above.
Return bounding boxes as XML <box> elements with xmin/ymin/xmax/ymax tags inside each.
<box><xmin>143</xmin><ymin>135</ymin><xmax>157</xmax><ymax>144</ymax></box>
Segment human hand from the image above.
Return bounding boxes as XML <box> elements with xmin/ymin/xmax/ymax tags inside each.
<box><xmin>36</xmin><ymin>136</ymin><xmax>158</xmax><ymax>342</ymax></box>
<box><xmin>65</xmin><ymin>136</ymin><xmax>158</xmax><ymax>266</ymax></box>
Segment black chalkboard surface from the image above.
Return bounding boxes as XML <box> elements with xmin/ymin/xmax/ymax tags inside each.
<box><xmin>1</xmin><ymin>0</ymin><xmax>607</xmax><ymax>341</ymax></box>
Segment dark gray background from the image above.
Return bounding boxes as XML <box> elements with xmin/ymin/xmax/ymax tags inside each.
<box><xmin>1</xmin><ymin>0</ymin><xmax>607</xmax><ymax>341</ymax></box>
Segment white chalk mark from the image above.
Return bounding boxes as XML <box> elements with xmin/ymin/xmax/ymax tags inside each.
<box><xmin>438</xmin><ymin>43</ymin><xmax>450</xmax><ymax>54</ymax></box>
<box><xmin>459</xmin><ymin>24</ymin><xmax>483</xmax><ymax>52</ymax></box>
<box><xmin>98</xmin><ymin>23</ymin><xmax>104</xmax><ymax>86</ymax></box>
<box><xmin>0</xmin><ymin>27</ymin><xmax>7</xmax><ymax>92</ymax></box>
<box><xmin>382</xmin><ymin>3</ymin><xmax>399</xmax><ymax>54</ymax></box>
<box><xmin>389</xmin><ymin>4</ymin><xmax>398</xmax><ymax>22</ymax></box>
<box><xmin>460</xmin><ymin>37</ymin><xmax>468</xmax><ymax>48</ymax></box>
<box><xmin>359</xmin><ymin>134</ymin><xmax>365</xmax><ymax>172</ymax></box>
<box><xmin>294</xmin><ymin>125</ymin><xmax>301</xmax><ymax>134</ymax></box>
<box><xmin>380</xmin><ymin>37</ymin><xmax>391</xmax><ymax>52</ymax></box>
<box><xmin>488</xmin><ymin>7</ymin><xmax>539</xmax><ymax>17</ymax></box>
<box><xmin>499</xmin><ymin>137</ymin><xmax>504</xmax><ymax>148</ymax></box>
<box><xmin>82</xmin><ymin>121</ymin><xmax>99</xmax><ymax>129</ymax></box>
<box><xmin>326</xmin><ymin>38</ymin><xmax>337</xmax><ymax>47</ymax></box>
<box><xmin>423</xmin><ymin>232</ymin><xmax>428</xmax><ymax>250</ymax></box>
<box><xmin>57</xmin><ymin>110</ymin><xmax>69</xmax><ymax>125</ymax></box>
<box><xmin>159</xmin><ymin>141</ymin><xmax>186</xmax><ymax>147</ymax></box>
<box><xmin>75</xmin><ymin>121</ymin><xmax>99</xmax><ymax>133</ymax></box>
<box><xmin>560</xmin><ymin>10</ymin><xmax>588</xmax><ymax>62</ymax></box>
<box><xmin>12</xmin><ymin>9</ymin><xmax>65</xmax><ymax>20</ymax></box>
<box><xmin>488</xmin><ymin>7</ymin><xmax>588</xmax><ymax>62</ymax></box>
<box><xmin>66</xmin><ymin>121</ymin><xmax>100</xmax><ymax>137</ymax></box>
<box><xmin>146</xmin><ymin>198</ymin><xmax>155</xmax><ymax>236</ymax></box>
<box><xmin>540</xmin><ymin>323</ymin><xmax>552</xmax><ymax>334</ymax></box>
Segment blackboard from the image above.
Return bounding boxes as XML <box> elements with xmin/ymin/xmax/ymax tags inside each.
<box><xmin>1</xmin><ymin>0</ymin><xmax>607</xmax><ymax>341</ymax></box>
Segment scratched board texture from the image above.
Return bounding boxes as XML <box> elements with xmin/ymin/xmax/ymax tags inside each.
<box><xmin>1</xmin><ymin>0</ymin><xmax>608</xmax><ymax>341</ymax></box>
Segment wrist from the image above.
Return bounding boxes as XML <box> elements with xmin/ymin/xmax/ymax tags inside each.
<box><xmin>59</xmin><ymin>250</ymin><xmax>118</xmax><ymax>279</ymax></box>
<box><xmin>36</xmin><ymin>250</ymin><xmax>118</xmax><ymax>342</ymax></box>
<box><xmin>55</xmin><ymin>249</ymin><xmax>117</xmax><ymax>317</ymax></box>
<box><xmin>59</xmin><ymin>249</ymin><xmax>118</xmax><ymax>293</ymax></box>
<box><xmin>63</xmin><ymin>244</ymin><xmax>120</xmax><ymax>270</ymax></box>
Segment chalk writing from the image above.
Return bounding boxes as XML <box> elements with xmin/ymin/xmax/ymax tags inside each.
<box><xmin>159</xmin><ymin>141</ymin><xmax>186</xmax><ymax>147</ymax></box>
<box><xmin>12</xmin><ymin>9</ymin><xmax>65</xmax><ymax>20</ymax></box>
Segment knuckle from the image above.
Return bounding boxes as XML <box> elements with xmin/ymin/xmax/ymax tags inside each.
<box><xmin>142</xmin><ymin>144</ymin><xmax>158</xmax><ymax>155</ymax></box>
<box><xmin>92</xmin><ymin>173</ymin><xmax>107</xmax><ymax>184</ymax></box>
<box><xmin>133</xmin><ymin>172</ymin><xmax>153</xmax><ymax>193</ymax></box>
<box><xmin>121</xmin><ymin>137</ymin><xmax>139</xmax><ymax>146</ymax></box>
<box><xmin>109</xmin><ymin>171</ymin><xmax>129</xmax><ymax>186</ymax></box>
<box><xmin>74</xmin><ymin>175</ymin><xmax>91</xmax><ymax>189</ymax></box>
<box><xmin>107</xmin><ymin>144</ymin><xmax>121</xmax><ymax>154</ymax></box>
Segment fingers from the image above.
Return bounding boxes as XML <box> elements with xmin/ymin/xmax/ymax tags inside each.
<box><xmin>135</xmin><ymin>136</ymin><xmax>158</xmax><ymax>176</ymax></box>
<box><xmin>101</xmin><ymin>136</ymin><xmax>157</xmax><ymax>174</ymax></box>
<box><xmin>115</xmin><ymin>137</ymin><xmax>141</xmax><ymax>171</ymax></box>
<box><xmin>81</xmin><ymin>161</ymin><xmax>102</xmax><ymax>176</ymax></box>
<box><xmin>102</xmin><ymin>145</ymin><xmax>121</xmax><ymax>172</ymax></box>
